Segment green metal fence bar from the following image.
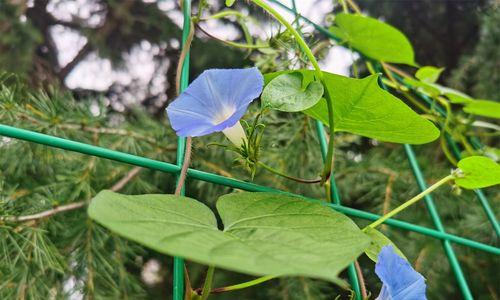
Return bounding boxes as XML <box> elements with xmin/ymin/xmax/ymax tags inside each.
<box><xmin>270</xmin><ymin>0</ymin><xmax>500</xmax><ymax>238</ymax></box>
<box><xmin>405</xmin><ymin>145</ymin><xmax>473</xmax><ymax>300</ymax></box>
<box><xmin>173</xmin><ymin>0</ymin><xmax>192</xmax><ymax>299</ymax></box>
<box><xmin>315</xmin><ymin>121</ymin><xmax>362</xmax><ymax>298</ymax></box>
<box><xmin>1</xmin><ymin>124</ymin><xmax>499</xmax><ymax>256</ymax></box>
<box><xmin>378</xmin><ymin>70</ymin><xmax>473</xmax><ymax>297</ymax></box>
<box><xmin>394</xmin><ymin>74</ymin><xmax>500</xmax><ymax>237</ymax></box>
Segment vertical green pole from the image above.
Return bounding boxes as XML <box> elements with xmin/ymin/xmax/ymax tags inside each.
<box><xmin>404</xmin><ymin>145</ymin><xmax>473</xmax><ymax>300</ymax></box>
<box><xmin>284</xmin><ymin>0</ymin><xmax>361</xmax><ymax>297</ymax></box>
<box><xmin>174</xmin><ymin>1</ymin><xmax>191</xmax><ymax>299</ymax></box>
<box><xmin>315</xmin><ymin>120</ymin><xmax>361</xmax><ymax>300</ymax></box>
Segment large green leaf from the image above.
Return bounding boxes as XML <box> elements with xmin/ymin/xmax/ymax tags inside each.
<box><xmin>455</xmin><ymin>156</ymin><xmax>500</xmax><ymax>189</ymax></box>
<box><xmin>304</xmin><ymin>72</ymin><xmax>439</xmax><ymax>144</ymax></box>
<box><xmin>330</xmin><ymin>13</ymin><xmax>416</xmax><ymax>66</ymax></box>
<box><xmin>463</xmin><ymin>100</ymin><xmax>500</xmax><ymax>119</ymax></box>
<box><xmin>88</xmin><ymin>191</ymin><xmax>370</xmax><ymax>284</ymax></box>
<box><xmin>261</xmin><ymin>72</ymin><xmax>324</xmax><ymax>112</ymax></box>
<box><xmin>364</xmin><ymin>227</ymin><xmax>406</xmax><ymax>262</ymax></box>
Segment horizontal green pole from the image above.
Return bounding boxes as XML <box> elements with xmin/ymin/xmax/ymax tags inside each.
<box><xmin>1</xmin><ymin>124</ymin><xmax>499</xmax><ymax>256</ymax></box>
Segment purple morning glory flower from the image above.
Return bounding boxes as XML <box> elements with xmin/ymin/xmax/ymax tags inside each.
<box><xmin>375</xmin><ymin>246</ymin><xmax>427</xmax><ymax>300</ymax></box>
<box><xmin>166</xmin><ymin>67</ymin><xmax>263</xmax><ymax>146</ymax></box>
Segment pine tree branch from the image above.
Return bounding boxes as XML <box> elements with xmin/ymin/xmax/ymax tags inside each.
<box><xmin>9</xmin><ymin>201</ymin><xmax>87</xmax><ymax>222</ymax></box>
<box><xmin>1</xmin><ymin>166</ymin><xmax>142</xmax><ymax>223</ymax></box>
<box><xmin>58</xmin><ymin>42</ymin><xmax>93</xmax><ymax>80</ymax></box>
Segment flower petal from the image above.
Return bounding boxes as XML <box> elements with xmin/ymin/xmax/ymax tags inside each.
<box><xmin>375</xmin><ymin>246</ymin><xmax>427</xmax><ymax>300</ymax></box>
<box><xmin>166</xmin><ymin>68</ymin><xmax>263</xmax><ymax>137</ymax></box>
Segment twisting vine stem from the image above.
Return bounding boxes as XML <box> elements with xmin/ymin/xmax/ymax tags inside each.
<box><xmin>249</xmin><ymin>0</ymin><xmax>336</xmax><ymax>184</ymax></box>
<box><xmin>174</xmin><ymin>137</ymin><xmax>193</xmax><ymax>195</ymax></box>
<box><xmin>200</xmin><ymin>266</ymin><xmax>215</xmax><ymax>300</ymax></box>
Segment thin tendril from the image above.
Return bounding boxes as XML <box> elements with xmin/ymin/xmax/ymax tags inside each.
<box><xmin>258</xmin><ymin>161</ymin><xmax>321</xmax><ymax>184</ymax></box>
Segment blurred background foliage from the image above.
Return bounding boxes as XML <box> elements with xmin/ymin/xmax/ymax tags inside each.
<box><xmin>0</xmin><ymin>0</ymin><xmax>498</xmax><ymax>299</ymax></box>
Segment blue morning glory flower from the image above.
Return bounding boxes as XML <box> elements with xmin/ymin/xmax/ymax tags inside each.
<box><xmin>375</xmin><ymin>246</ymin><xmax>427</xmax><ymax>300</ymax></box>
<box><xmin>166</xmin><ymin>67</ymin><xmax>263</xmax><ymax>146</ymax></box>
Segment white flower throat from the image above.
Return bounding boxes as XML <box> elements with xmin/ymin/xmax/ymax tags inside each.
<box><xmin>212</xmin><ymin>105</ymin><xmax>247</xmax><ymax>148</ymax></box>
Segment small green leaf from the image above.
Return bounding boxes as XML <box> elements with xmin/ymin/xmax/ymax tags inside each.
<box><xmin>415</xmin><ymin>66</ymin><xmax>444</xmax><ymax>84</ymax></box>
<box><xmin>444</xmin><ymin>90</ymin><xmax>473</xmax><ymax>104</ymax></box>
<box><xmin>88</xmin><ymin>191</ymin><xmax>370</xmax><ymax>284</ymax></box>
<box><xmin>261</xmin><ymin>73</ymin><xmax>324</xmax><ymax>112</ymax></box>
<box><xmin>404</xmin><ymin>78</ymin><xmax>473</xmax><ymax>103</ymax></box>
<box><xmin>225</xmin><ymin>0</ymin><xmax>235</xmax><ymax>7</ymax></box>
<box><xmin>463</xmin><ymin>100</ymin><xmax>500</xmax><ymax>119</ymax></box>
<box><xmin>330</xmin><ymin>13</ymin><xmax>416</xmax><ymax>66</ymax></box>
<box><xmin>364</xmin><ymin>227</ymin><xmax>406</xmax><ymax>262</ymax></box>
<box><xmin>403</xmin><ymin>78</ymin><xmax>441</xmax><ymax>97</ymax></box>
<box><xmin>455</xmin><ymin>156</ymin><xmax>500</xmax><ymax>189</ymax></box>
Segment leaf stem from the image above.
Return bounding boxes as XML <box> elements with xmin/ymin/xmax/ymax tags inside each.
<box><xmin>196</xmin><ymin>24</ymin><xmax>269</xmax><ymax>49</ymax></box>
<box><xmin>200</xmin><ymin>266</ymin><xmax>215</xmax><ymax>300</ymax></box>
<box><xmin>365</xmin><ymin>174</ymin><xmax>455</xmax><ymax>230</ymax></box>
<box><xmin>201</xmin><ymin>10</ymin><xmax>247</xmax><ymax>20</ymax></box>
<box><xmin>211</xmin><ymin>275</ymin><xmax>276</xmax><ymax>293</ymax></box>
<box><xmin>258</xmin><ymin>161</ymin><xmax>321</xmax><ymax>183</ymax></box>
<box><xmin>346</xmin><ymin>0</ymin><xmax>361</xmax><ymax>13</ymax></box>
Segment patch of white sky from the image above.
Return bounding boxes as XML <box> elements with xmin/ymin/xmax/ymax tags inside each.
<box><xmin>47</xmin><ymin>0</ymin><xmax>357</xmax><ymax>94</ymax></box>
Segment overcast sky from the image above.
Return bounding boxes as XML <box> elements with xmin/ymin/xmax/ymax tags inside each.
<box><xmin>47</xmin><ymin>0</ymin><xmax>356</xmax><ymax>94</ymax></box>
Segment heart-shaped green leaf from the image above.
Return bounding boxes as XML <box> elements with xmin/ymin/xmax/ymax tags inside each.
<box><xmin>88</xmin><ymin>191</ymin><xmax>370</xmax><ymax>285</ymax></box>
<box><xmin>455</xmin><ymin>156</ymin><xmax>500</xmax><ymax>189</ymax></box>
<box><xmin>463</xmin><ymin>100</ymin><xmax>500</xmax><ymax>119</ymax></box>
<box><xmin>306</xmin><ymin>73</ymin><xmax>439</xmax><ymax>144</ymax></box>
<box><xmin>261</xmin><ymin>72</ymin><xmax>324</xmax><ymax>112</ymax></box>
<box><xmin>364</xmin><ymin>227</ymin><xmax>406</xmax><ymax>262</ymax></box>
<box><xmin>415</xmin><ymin>66</ymin><xmax>444</xmax><ymax>84</ymax></box>
<box><xmin>330</xmin><ymin>13</ymin><xmax>416</xmax><ymax>66</ymax></box>
<box><xmin>265</xmin><ymin>70</ymin><xmax>439</xmax><ymax>144</ymax></box>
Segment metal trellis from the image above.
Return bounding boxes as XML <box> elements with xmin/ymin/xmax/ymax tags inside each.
<box><xmin>0</xmin><ymin>1</ymin><xmax>498</xmax><ymax>300</ymax></box>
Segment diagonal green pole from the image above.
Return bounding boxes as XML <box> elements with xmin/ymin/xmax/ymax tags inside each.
<box><xmin>391</xmin><ymin>73</ymin><xmax>499</xmax><ymax>237</ymax></box>
<box><xmin>404</xmin><ymin>144</ymin><xmax>473</xmax><ymax>300</ymax></box>
<box><xmin>173</xmin><ymin>1</ymin><xmax>192</xmax><ymax>299</ymax></box>
<box><xmin>377</xmin><ymin>69</ymin><xmax>474</xmax><ymax>299</ymax></box>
